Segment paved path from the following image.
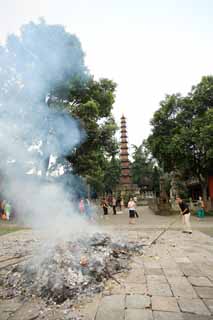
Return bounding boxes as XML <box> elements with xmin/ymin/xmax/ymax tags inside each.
<box><xmin>79</xmin><ymin>207</ymin><xmax>213</xmax><ymax>320</ymax></box>
<box><xmin>0</xmin><ymin>206</ymin><xmax>213</xmax><ymax>319</ymax></box>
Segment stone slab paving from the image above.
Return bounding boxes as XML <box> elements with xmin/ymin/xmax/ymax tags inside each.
<box><xmin>163</xmin><ymin>267</ymin><xmax>183</xmax><ymax>276</ymax></box>
<box><xmin>166</xmin><ymin>276</ymin><xmax>198</xmax><ymax>298</ymax></box>
<box><xmin>95</xmin><ymin>295</ymin><xmax>125</xmax><ymax>320</ymax></box>
<box><xmin>182</xmin><ymin>314</ymin><xmax>213</xmax><ymax>320</ymax></box>
<box><xmin>195</xmin><ymin>287</ymin><xmax>213</xmax><ymax>299</ymax></box>
<box><xmin>124</xmin><ymin>270</ymin><xmax>146</xmax><ymax>284</ymax></box>
<box><xmin>125</xmin><ymin>309</ymin><xmax>153</xmax><ymax>320</ymax></box>
<box><xmin>145</xmin><ymin>268</ymin><xmax>164</xmax><ymax>275</ymax></box>
<box><xmin>124</xmin><ymin>283</ymin><xmax>147</xmax><ymax>294</ymax></box>
<box><xmin>126</xmin><ymin>294</ymin><xmax>151</xmax><ymax>309</ymax></box>
<box><xmin>1</xmin><ymin>208</ymin><xmax>213</xmax><ymax>320</ymax></box>
<box><xmin>203</xmin><ymin>299</ymin><xmax>213</xmax><ymax>313</ymax></box>
<box><xmin>153</xmin><ymin>311</ymin><xmax>184</xmax><ymax>320</ymax></box>
<box><xmin>151</xmin><ymin>296</ymin><xmax>180</xmax><ymax>312</ymax></box>
<box><xmin>147</xmin><ymin>282</ymin><xmax>173</xmax><ymax>297</ymax></box>
<box><xmin>147</xmin><ymin>275</ymin><xmax>168</xmax><ymax>284</ymax></box>
<box><xmin>188</xmin><ymin>276</ymin><xmax>213</xmax><ymax>287</ymax></box>
<box><xmin>95</xmin><ymin>231</ymin><xmax>213</xmax><ymax>319</ymax></box>
<box><xmin>178</xmin><ymin>297</ymin><xmax>211</xmax><ymax>316</ymax></box>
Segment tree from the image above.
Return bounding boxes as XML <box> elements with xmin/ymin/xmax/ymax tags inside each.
<box><xmin>148</xmin><ymin>76</ymin><xmax>213</xmax><ymax>200</ymax></box>
<box><xmin>0</xmin><ymin>19</ymin><xmax>87</xmax><ymax>103</ymax></box>
<box><xmin>64</xmin><ymin>78</ymin><xmax>119</xmax><ymax>193</ymax></box>
<box><xmin>102</xmin><ymin>157</ymin><xmax>121</xmax><ymax>194</ymax></box>
<box><xmin>0</xmin><ymin>20</ymin><xmax>88</xmax><ymax>176</ymax></box>
<box><xmin>131</xmin><ymin>143</ymin><xmax>159</xmax><ymax>192</ymax></box>
<box><xmin>0</xmin><ymin>20</ymin><xmax>120</xmax><ymax>195</ymax></box>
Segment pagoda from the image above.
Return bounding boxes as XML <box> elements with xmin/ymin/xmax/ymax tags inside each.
<box><xmin>118</xmin><ymin>115</ymin><xmax>139</xmax><ymax>194</ymax></box>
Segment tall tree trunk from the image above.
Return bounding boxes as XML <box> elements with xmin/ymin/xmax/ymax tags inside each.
<box><xmin>41</xmin><ymin>155</ymin><xmax>50</xmax><ymax>176</ymax></box>
<box><xmin>201</xmin><ymin>183</ymin><xmax>208</xmax><ymax>202</ymax></box>
<box><xmin>198</xmin><ymin>173</ymin><xmax>208</xmax><ymax>202</ymax></box>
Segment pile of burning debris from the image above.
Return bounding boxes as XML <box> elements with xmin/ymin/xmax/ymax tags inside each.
<box><xmin>3</xmin><ymin>233</ymin><xmax>143</xmax><ymax>305</ymax></box>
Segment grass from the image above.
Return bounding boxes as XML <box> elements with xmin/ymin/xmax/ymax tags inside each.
<box><xmin>0</xmin><ymin>223</ymin><xmax>24</xmax><ymax>236</ymax></box>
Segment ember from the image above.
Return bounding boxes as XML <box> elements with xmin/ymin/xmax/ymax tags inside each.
<box><xmin>3</xmin><ymin>233</ymin><xmax>143</xmax><ymax>305</ymax></box>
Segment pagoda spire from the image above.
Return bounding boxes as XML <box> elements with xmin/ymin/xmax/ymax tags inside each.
<box><xmin>119</xmin><ymin>115</ymin><xmax>132</xmax><ymax>186</ymax></box>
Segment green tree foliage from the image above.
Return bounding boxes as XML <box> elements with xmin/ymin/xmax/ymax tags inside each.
<box><xmin>65</xmin><ymin>78</ymin><xmax>119</xmax><ymax>193</ymax></box>
<box><xmin>0</xmin><ymin>20</ymin><xmax>88</xmax><ymax>176</ymax></box>
<box><xmin>0</xmin><ymin>20</ymin><xmax>119</xmax><ymax>195</ymax></box>
<box><xmin>131</xmin><ymin>143</ymin><xmax>160</xmax><ymax>194</ymax></box>
<box><xmin>148</xmin><ymin>76</ymin><xmax>213</xmax><ymax>200</ymax></box>
<box><xmin>0</xmin><ymin>19</ymin><xmax>87</xmax><ymax>104</ymax></box>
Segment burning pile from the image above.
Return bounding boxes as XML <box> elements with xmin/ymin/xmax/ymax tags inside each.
<box><xmin>4</xmin><ymin>233</ymin><xmax>143</xmax><ymax>304</ymax></box>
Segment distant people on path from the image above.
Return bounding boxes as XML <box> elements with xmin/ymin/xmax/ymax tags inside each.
<box><xmin>0</xmin><ymin>200</ymin><xmax>4</xmax><ymax>219</ymax></box>
<box><xmin>128</xmin><ymin>197</ymin><xmax>136</xmax><ymax>224</ymax></box>
<box><xmin>107</xmin><ymin>195</ymin><xmax>112</xmax><ymax>207</ymax></box>
<box><xmin>4</xmin><ymin>202</ymin><xmax>11</xmax><ymax>220</ymax></box>
<box><xmin>101</xmin><ymin>197</ymin><xmax>108</xmax><ymax>215</ymax></box>
<box><xmin>176</xmin><ymin>196</ymin><xmax>192</xmax><ymax>234</ymax></box>
<box><xmin>0</xmin><ymin>200</ymin><xmax>11</xmax><ymax>220</ymax></box>
<box><xmin>197</xmin><ymin>196</ymin><xmax>205</xmax><ymax>219</ymax></box>
<box><xmin>84</xmin><ymin>198</ymin><xmax>93</xmax><ymax>220</ymax></box>
<box><xmin>112</xmin><ymin>196</ymin><xmax>116</xmax><ymax>215</ymax></box>
<box><xmin>79</xmin><ymin>198</ymin><xmax>85</xmax><ymax>214</ymax></box>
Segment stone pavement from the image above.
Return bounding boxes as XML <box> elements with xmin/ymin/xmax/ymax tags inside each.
<box><xmin>79</xmin><ymin>207</ymin><xmax>213</xmax><ymax>319</ymax></box>
<box><xmin>1</xmin><ymin>206</ymin><xmax>213</xmax><ymax>319</ymax></box>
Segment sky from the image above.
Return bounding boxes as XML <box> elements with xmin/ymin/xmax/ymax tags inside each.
<box><xmin>0</xmin><ymin>0</ymin><xmax>213</xmax><ymax>147</ymax></box>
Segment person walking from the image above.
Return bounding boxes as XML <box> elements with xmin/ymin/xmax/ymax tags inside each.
<box><xmin>84</xmin><ymin>198</ymin><xmax>92</xmax><ymax>220</ymax></box>
<box><xmin>79</xmin><ymin>198</ymin><xmax>85</xmax><ymax>214</ymax></box>
<box><xmin>128</xmin><ymin>197</ymin><xmax>136</xmax><ymax>224</ymax></box>
<box><xmin>112</xmin><ymin>196</ymin><xmax>116</xmax><ymax>215</ymax></box>
<box><xmin>101</xmin><ymin>197</ymin><xmax>108</xmax><ymax>215</ymax></box>
<box><xmin>197</xmin><ymin>196</ymin><xmax>205</xmax><ymax>219</ymax></box>
<box><xmin>176</xmin><ymin>196</ymin><xmax>192</xmax><ymax>234</ymax></box>
<box><xmin>4</xmin><ymin>202</ymin><xmax>11</xmax><ymax>220</ymax></box>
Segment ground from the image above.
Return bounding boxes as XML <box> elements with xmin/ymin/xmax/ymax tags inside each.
<box><xmin>0</xmin><ymin>206</ymin><xmax>213</xmax><ymax>320</ymax></box>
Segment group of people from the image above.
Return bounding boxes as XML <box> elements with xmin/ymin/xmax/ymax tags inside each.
<box><xmin>78</xmin><ymin>197</ymin><xmax>92</xmax><ymax>220</ymax></box>
<box><xmin>100</xmin><ymin>195</ymin><xmax>139</xmax><ymax>224</ymax></box>
<box><xmin>0</xmin><ymin>200</ymin><xmax>12</xmax><ymax>221</ymax></box>
<box><xmin>100</xmin><ymin>194</ymin><xmax>206</xmax><ymax>233</ymax></box>
<box><xmin>100</xmin><ymin>195</ymin><xmax>125</xmax><ymax>216</ymax></box>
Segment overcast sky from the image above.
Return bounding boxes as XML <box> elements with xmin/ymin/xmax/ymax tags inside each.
<box><xmin>0</xmin><ymin>0</ymin><xmax>213</xmax><ymax>147</ymax></box>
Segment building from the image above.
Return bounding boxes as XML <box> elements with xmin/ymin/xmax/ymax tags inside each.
<box><xmin>117</xmin><ymin>115</ymin><xmax>139</xmax><ymax>195</ymax></box>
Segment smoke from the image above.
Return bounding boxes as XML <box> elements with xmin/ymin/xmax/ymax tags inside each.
<box><xmin>0</xmin><ymin>20</ymin><xmax>91</xmax><ymax>237</ymax></box>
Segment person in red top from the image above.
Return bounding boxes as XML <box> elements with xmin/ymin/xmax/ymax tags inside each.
<box><xmin>79</xmin><ymin>198</ymin><xmax>85</xmax><ymax>214</ymax></box>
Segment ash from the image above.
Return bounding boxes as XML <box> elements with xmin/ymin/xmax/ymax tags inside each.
<box><xmin>3</xmin><ymin>232</ymin><xmax>143</xmax><ymax>305</ymax></box>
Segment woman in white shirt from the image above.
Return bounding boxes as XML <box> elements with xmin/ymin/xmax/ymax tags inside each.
<box><xmin>128</xmin><ymin>198</ymin><xmax>136</xmax><ymax>224</ymax></box>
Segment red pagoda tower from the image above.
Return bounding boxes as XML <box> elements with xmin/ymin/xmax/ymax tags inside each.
<box><xmin>120</xmin><ymin>115</ymin><xmax>132</xmax><ymax>187</ymax></box>
<box><xmin>116</xmin><ymin>114</ymin><xmax>139</xmax><ymax>196</ymax></box>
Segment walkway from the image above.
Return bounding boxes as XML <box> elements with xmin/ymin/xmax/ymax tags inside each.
<box><xmin>0</xmin><ymin>206</ymin><xmax>213</xmax><ymax>319</ymax></box>
<box><xmin>80</xmin><ymin>207</ymin><xmax>213</xmax><ymax>319</ymax></box>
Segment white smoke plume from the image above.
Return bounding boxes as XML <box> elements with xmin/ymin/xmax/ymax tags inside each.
<box><xmin>0</xmin><ymin>20</ymin><xmax>91</xmax><ymax>237</ymax></box>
